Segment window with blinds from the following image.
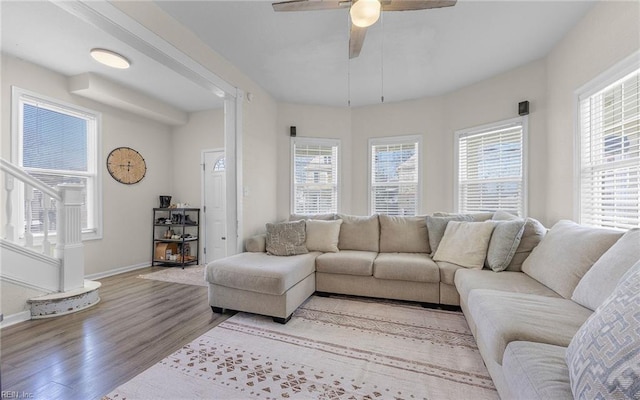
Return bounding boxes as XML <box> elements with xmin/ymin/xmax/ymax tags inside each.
<box><xmin>456</xmin><ymin>118</ymin><xmax>526</xmax><ymax>216</ymax></box>
<box><xmin>369</xmin><ymin>136</ymin><xmax>421</xmax><ymax>216</ymax></box>
<box><xmin>13</xmin><ymin>87</ymin><xmax>100</xmax><ymax>238</ymax></box>
<box><xmin>291</xmin><ymin>138</ymin><xmax>339</xmax><ymax>215</ymax></box>
<box><xmin>578</xmin><ymin>65</ymin><xmax>639</xmax><ymax>230</ymax></box>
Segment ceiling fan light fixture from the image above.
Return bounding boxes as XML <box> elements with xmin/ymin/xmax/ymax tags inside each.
<box><xmin>350</xmin><ymin>0</ymin><xmax>381</xmax><ymax>28</ymax></box>
<box><xmin>90</xmin><ymin>48</ymin><xmax>130</xmax><ymax>69</ymax></box>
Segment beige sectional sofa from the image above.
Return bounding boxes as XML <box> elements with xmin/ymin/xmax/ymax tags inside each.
<box><xmin>205</xmin><ymin>213</ymin><xmax>640</xmax><ymax>399</ymax></box>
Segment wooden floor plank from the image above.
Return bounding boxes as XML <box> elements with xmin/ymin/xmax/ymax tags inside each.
<box><xmin>0</xmin><ymin>267</ymin><xmax>230</xmax><ymax>400</ymax></box>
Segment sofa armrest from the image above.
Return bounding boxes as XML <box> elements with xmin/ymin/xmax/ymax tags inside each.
<box><xmin>245</xmin><ymin>234</ymin><xmax>267</xmax><ymax>252</ymax></box>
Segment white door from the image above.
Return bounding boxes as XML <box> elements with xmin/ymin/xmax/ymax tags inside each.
<box><xmin>203</xmin><ymin>150</ymin><xmax>227</xmax><ymax>263</ymax></box>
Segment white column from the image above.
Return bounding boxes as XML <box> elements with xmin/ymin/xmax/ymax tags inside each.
<box><xmin>24</xmin><ymin>184</ymin><xmax>34</xmax><ymax>247</ymax></box>
<box><xmin>4</xmin><ymin>174</ymin><xmax>15</xmax><ymax>241</ymax></box>
<box><xmin>55</xmin><ymin>183</ymin><xmax>85</xmax><ymax>291</ymax></box>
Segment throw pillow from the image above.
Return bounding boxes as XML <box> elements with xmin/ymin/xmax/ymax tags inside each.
<box><xmin>426</xmin><ymin>214</ymin><xmax>474</xmax><ymax>255</ymax></box>
<box><xmin>433</xmin><ymin>221</ymin><xmax>496</xmax><ymax>269</ymax></box>
<box><xmin>305</xmin><ymin>219</ymin><xmax>343</xmax><ymax>253</ymax></box>
<box><xmin>572</xmin><ymin>228</ymin><xmax>640</xmax><ymax>311</ymax></box>
<box><xmin>521</xmin><ymin>220</ymin><xmax>623</xmax><ymax>298</ymax></box>
<box><xmin>566</xmin><ymin>260</ymin><xmax>640</xmax><ymax>399</ymax></box>
<box><xmin>379</xmin><ymin>214</ymin><xmax>430</xmax><ymax>253</ymax></box>
<box><xmin>337</xmin><ymin>214</ymin><xmax>380</xmax><ymax>252</ymax></box>
<box><xmin>265</xmin><ymin>220</ymin><xmax>308</xmax><ymax>256</ymax></box>
<box><xmin>485</xmin><ymin>219</ymin><xmax>527</xmax><ymax>272</ymax></box>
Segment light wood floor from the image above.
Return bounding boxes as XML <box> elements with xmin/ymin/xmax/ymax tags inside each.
<box><xmin>0</xmin><ymin>267</ymin><xmax>231</xmax><ymax>400</ymax></box>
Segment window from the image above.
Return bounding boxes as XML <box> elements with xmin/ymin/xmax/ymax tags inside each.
<box><xmin>291</xmin><ymin>138</ymin><xmax>339</xmax><ymax>214</ymax></box>
<box><xmin>369</xmin><ymin>135</ymin><xmax>421</xmax><ymax>216</ymax></box>
<box><xmin>12</xmin><ymin>87</ymin><xmax>101</xmax><ymax>240</ymax></box>
<box><xmin>577</xmin><ymin>59</ymin><xmax>640</xmax><ymax>230</ymax></box>
<box><xmin>455</xmin><ymin>117</ymin><xmax>527</xmax><ymax>217</ymax></box>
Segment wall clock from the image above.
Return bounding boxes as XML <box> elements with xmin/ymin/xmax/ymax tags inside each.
<box><xmin>106</xmin><ymin>147</ymin><xmax>147</xmax><ymax>184</ymax></box>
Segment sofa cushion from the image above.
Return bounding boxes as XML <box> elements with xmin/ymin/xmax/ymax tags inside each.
<box><xmin>245</xmin><ymin>234</ymin><xmax>266</xmax><ymax>253</ymax></box>
<box><xmin>455</xmin><ymin>269</ymin><xmax>561</xmax><ymax>305</ymax></box>
<box><xmin>502</xmin><ymin>341</ymin><xmax>572</xmax><ymax>400</ymax></box>
<box><xmin>373</xmin><ymin>253</ymin><xmax>439</xmax><ymax>283</ymax></box>
<box><xmin>572</xmin><ymin>228</ymin><xmax>640</xmax><ymax>310</ymax></box>
<box><xmin>265</xmin><ymin>220</ymin><xmax>309</xmax><ymax>256</ymax></box>
<box><xmin>468</xmin><ymin>290</ymin><xmax>592</xmax><ymax>365</ymax></box>
<box><xmin>433</xmin><ymin>221</ymin><xmax>495</xmax><ymax>269</ymax></box>
<box><xmin>485</xmin><ymin>219</ymin><xmax>526</xmax><ymax>272</ymax></box>
<box><xmin>426</xmin><ymin>214</ymin><xmax>474</xmax><ymax>255</ymax></box>
<box><xmin>378</xmin><ymin>214</ymin><xmax>430</xmax><ymax>253</ymax></box>
<box><xmin>305</xmin><ymin>219</ymin><xmax>343</xmax><ymax>253</ymax></box>
<box><xmin>492</xmin><ymin>212</ymin><xmax>547</xmax><ymax>272</ymax></box>
<box><xmin>566</xmin><ymin>261</ymin><xmax>640</xmax><ymax>400</ymax></box>
<box><xmin>206</xmin><ymin>251</ymin><xmax>318</xmax><ymax>296</ymax></box>
<box><xmin>521</xmin><ymin>220</ymin><xmax>623</xmax><ymax>298</ymax></box>
<box><xmin>316</xmin><ymin>250</ymin><xmax>377</xmax><ymax>276</ymax></box>
<box><xmin>437</xmin><ymin>261</ymin><xmax>464</xmax><ymax>285</ymax></box>
<box><xmin>337</xmin><ymin>214</ymin><xmax>380</xmax><ymax>252</ymax></box>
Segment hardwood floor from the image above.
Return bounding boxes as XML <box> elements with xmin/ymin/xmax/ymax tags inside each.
<box><xmin>0</xmin><ymin>267</ymin><xmax>230</xmax><ymax>400</ymax></box>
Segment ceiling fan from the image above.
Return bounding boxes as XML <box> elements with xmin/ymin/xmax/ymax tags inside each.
<box><xmin>272</xmin><ymin>0</ymin><xmax>457</xmax><ymax>58</ymax></box>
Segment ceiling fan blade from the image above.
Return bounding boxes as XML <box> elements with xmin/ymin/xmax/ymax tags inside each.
<box><xmin>381</xmin><ymin>0</ymin><xmax>456</xmax><ymax>12</ymax></box>
<box><xmin>272</xmin><ymin>0</ymin><xmax>350</xmax><ymax>12</ymax></box>
<box><xmin>349</xmin><ymin>24</ymin><xmax>367</xmax><ymax>59</ymax></box>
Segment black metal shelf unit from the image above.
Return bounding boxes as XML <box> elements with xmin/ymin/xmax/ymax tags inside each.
<box><xmin>152</xmin><ymin>208</ymin><xmax>200</xmax><ymax>268</ymax></box>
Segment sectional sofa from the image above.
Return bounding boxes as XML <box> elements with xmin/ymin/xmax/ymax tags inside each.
<box><xmin>205</xmin><ymin>212</ymin><xmax>640</xmax><ymax>399</ymax></box>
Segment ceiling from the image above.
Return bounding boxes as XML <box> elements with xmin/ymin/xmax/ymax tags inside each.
<box><xmin>2</xmin><ymin>0</ymin><xmax>596</xmax><ymax>113</ymax></box>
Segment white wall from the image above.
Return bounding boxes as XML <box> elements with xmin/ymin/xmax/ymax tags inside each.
<box><xmin>1</xmin><ymin>55</ymin><xmax>175</xmax><ymax>277</ymax></box>
<box><xmin>546</xmin><ymin>0</ymin><xmax>640</xmax><ymax>224</ymax></box>
<box><xmin>171</xmin><ymin>108</ymin><xmax>225</xmax><ymax>207</ymax></box>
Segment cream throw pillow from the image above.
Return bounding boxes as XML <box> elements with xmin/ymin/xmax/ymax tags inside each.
<box><xmin>305</xmin><ymin>219</ymin><xmax>343</xmax><ymax>253</ymax></box>
<box><xmin>433</xmin><ymin>221</ymin><xmax>496</xmax><ymax>269</ymax></box>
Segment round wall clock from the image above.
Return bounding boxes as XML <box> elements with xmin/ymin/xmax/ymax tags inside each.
<box><xmin>106</xmin><ymin>147</ymin><xmax>147</xmax><ymax>184</ymax></box>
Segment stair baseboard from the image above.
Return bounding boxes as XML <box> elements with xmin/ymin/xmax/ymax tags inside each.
<box><xmin>28</xmin><ymin>280</ymin><xmax>101</xmax><ymax>319</ymax></box>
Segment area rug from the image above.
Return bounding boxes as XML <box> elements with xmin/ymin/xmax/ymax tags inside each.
<box><xmin>138</xmin><ymin>265</ymin><xmax>207</xmax><ymax>287</ymax></box>
<box><xmin>103</xmin><ymin>295</ymin><xmax>497</xmax><ymax>399</ymax></box>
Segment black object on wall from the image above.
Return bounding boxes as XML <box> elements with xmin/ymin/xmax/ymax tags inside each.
<box><xmin>518</xmin><ymin>101</ymin><xmax>530</xmax><ymax>116</ymax></box>
<box><xmin>290</xmin><ymin>126</ymin><xmax>297</xmax><ymax>137</ymax></box>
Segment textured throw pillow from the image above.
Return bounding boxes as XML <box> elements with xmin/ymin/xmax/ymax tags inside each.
<box><xmin>566</xmin><ymin>260</ymin><xmax>640</xmax><ymax>399</ymax></box>
<box><xmin>572</xmin><ymin>228</ymin><xmax>640</xmax><ymax>311</ymax></box>
<box><xmin>433</xmin><ymin>221</ymin><xmax>496</xmax><ymax>269</ymax></box>
<box><xmin>426</xmin><ymin>214</ymin><xmax>474</xmax><ymax>255</ymax></box>
<box><xmin>305</xmin><ymin>219</ymin><xmax>343</xmax><ymax>253</ymax></box>
<box><xmin>379</xmin><ymin>214</ymin><xmax>430</xmax><ymax>253</ymax></box>
<box><xmin>337</xmin><ymin>214</ymin><xmax>380</xmax><ymax>252</ymax></box>
<box><xmin>265</xmin><ymin>220</ymin><xmax>308</xmax><ymax>256</ymax></box>
<box><xmin>521</xmin><ymin>220</ymin><xmax>623</xmax><ymax>298</ymax></box>
<box><xmin>485</xmin><ymin>219</ymin><xmax>527</xmax><ymax>272</ymax></box>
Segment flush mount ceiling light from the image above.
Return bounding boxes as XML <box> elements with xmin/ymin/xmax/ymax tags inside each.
<box><xmin>90</xmin><ymin>48</ymin><xmax>130</xmax><ymax>69</ymax></box>
<box><xmin>350</xmin><ymin>0</ymin><xmax>381</xmax><ymax>28</ymax></box>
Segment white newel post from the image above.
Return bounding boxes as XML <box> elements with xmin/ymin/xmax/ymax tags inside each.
<box><xmin>55</xmin><ymin>184</ymin><xmax>85</xmax><ymax>291</ymax></box>
<box><xmin>4</xmin><ymin>174</ymin><xmax>15</xmax><ymax>241</ymax></box>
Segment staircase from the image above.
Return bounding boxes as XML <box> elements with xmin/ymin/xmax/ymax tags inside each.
<box><xmin>1</xmin><ymin>158</ymin><xmax>100</xmax><ymax>325</ymax></box>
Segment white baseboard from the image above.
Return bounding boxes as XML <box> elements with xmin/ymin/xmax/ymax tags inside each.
<box><xmin>85</xmin><ymin>262</ymin><xmax>149</xmax><ymax>280</ymax></box>
<box><xmin>0</xmin><ymin>311</ymin><xmax>31</xmax><ymax>328</ymax></box>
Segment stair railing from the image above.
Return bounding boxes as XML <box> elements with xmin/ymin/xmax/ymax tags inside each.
<box><xmin>1</xmin><ymin>158</ymin><xmax>85</xmax><ymax>291</ymax></box>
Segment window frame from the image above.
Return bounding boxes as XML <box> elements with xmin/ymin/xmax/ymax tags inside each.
<box><xmin>574</xmin><ymin>51</ymin><xmax>640</xmax><ymax>230</ymax></box>
<box><xmin>11</xmin><ymin>86</ymin><xmax>103</xmax><ymax>242</ymax></box>
<box><xmin>290</xmin><ymin>137</ymin><xmax>341</xmax><ymax>215</ymax></box>
<box><xmin>454</xmin><ymin>116</ymin><xmax>528</xmax><ymax>217</ymax></box>
<box><xmin>368</xmin><ymin>134</ymin><xmax>423</xmax><ymax>216</ymax></box>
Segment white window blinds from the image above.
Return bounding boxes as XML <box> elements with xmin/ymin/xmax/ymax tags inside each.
<box><xmin>292</xmin><ymin>138</ymin><xmax>339</xmax><ymax>215</ymax></box>
<box><xmin>370</xmin><ymin>136</ymin><xmax>420</xmax><ymax>216</ymax></box>
<box><xmin>579</xmin><ymin>67</ymin><xmax>640</xmax><ymax>230</ymax></box>
<box><xmin>456</xmin><ymin>119</ymin><xmax>526</xmax><ymax>216</ymax></box>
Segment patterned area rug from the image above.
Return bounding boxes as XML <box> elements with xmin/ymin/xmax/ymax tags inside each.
<box><xmin>138</xmin><ymin>265</ymin><xmax>207</xmax><ymax>287</ymax></box>
<box><xmin>103</xmin><ymin>295</ymin><xmax>497</xmax><ymax>400</ymax></box>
